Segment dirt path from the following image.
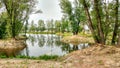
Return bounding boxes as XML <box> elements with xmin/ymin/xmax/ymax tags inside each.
<box><xmin>0</xmin><ymin>59</ymin><xmax>63</xmax><ymax>68</ymax></box>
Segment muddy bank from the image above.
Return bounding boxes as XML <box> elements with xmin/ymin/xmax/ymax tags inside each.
<box><xmin>0</xmin><ymin>39</ymin><xmax>26</xmax><ymax>56</ymax></box>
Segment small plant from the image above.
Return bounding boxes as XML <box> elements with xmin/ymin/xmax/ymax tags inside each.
<box><xmin>0</xmin><ymin>53</ymin><xmax>7</xmax><ymax>58</ymax></box>
<box><xmin>15</xmin><ymin>55</ymin><xmax>29</xmax><ymax>58</ymax></box>
<box><xmin>38</xmin><ymin>55</ymin><xmax>59</xmax><ymax>60</ymax></box>
<box><xmin>98</xmin><ymin>60</ymin><xmax>104</xmax><ymax>65</ymax></box>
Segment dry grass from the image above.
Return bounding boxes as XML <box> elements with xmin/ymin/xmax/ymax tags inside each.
<box><xmin>61</xmin><ymin>35</ymin><xmax>94</xmax><ymax>45</ymax></box>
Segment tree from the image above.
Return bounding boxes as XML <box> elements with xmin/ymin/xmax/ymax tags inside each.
<box><xmin>38</xmin><ymin>20</ymin><xmax>45</xmax><ymax>32</ymax></box>
<box><xmin>111</xmin><ymin>0</ymin><xmax>119</xmax><ymax>44</ymax></box>
<box><xmin>118</xmin><ymin>34</ymin><xmax>120</xmax><ymax>45</ymax></box>
<box><xmin>0</xmin><ymin>12</ymin><xmax>11</xmax><ymax>39</ymax></box>
<box><xmin>60</xmin><ymin>0</ymin><xmax>75</xmax><ymax>34</ymax></box>
<box><xmin>55</xmin><ymin>20</ymin><xmax>61</xmax><ymax>32</ymax></box>
<box><xmin>29</xmin><ymin>21</ymin><xmax>36</xmax><ymax>32</ymax></box>
<box><xmin>1</xmin><ymin>0</ymin><xmax>37</xmax><ymax>38</ymax></box>
<box><xmin>61</xmin><ymin>18</ymin><xmax>70</xmax><ymax>33</ymax></box>
<box><xmin>73</xmin><ymin>0</ymin><xmax>86</xmax><ymax>35</ymax></box>
<box><xmin>80</xmin><ymin>0</ymin><xmax>120</xmax><ymax>45</ymax></box>
<box><xmin>46</xmin><ymin>20</ymin><xmax>54</xmax><ymax>32</ymax></box>
<box><xmin>93</xmin><ymin>0</ymin><xmax>105</xmax><ymax>44</ymax></box>
<box><xmin>80</xmin><ymin>0</ymin><xmax>104</xmax><ymax>44</ymax></box>
<box><xmin>60</xmin><ymin>0</ymin><xmax>85</xmax><ymax>35</ymax></box>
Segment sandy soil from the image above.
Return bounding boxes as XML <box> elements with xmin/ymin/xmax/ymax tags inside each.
<box><xmin>1</xmin><ymin>44</ymin><xmax>120</xmax><ymax>68</ymax></box>
<box><xmin>0</xmin><ymin>59</ymin><xmax>63</xmax><ymax>68</ymax></box>
<box><xmin>62</xmin><ymin>44</ymin><xmax>120</xmax><ymax>68</ymax></box>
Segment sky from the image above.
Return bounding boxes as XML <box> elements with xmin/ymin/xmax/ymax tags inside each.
<box><xmin>29</xmin><ymin>0</ymin><xmax>64</xmax><ymax>24</ymax></box>
<box><xmin>28</xmin><ymin>0</ymin><xmax>111</xmax><ymax>24</ymax></box>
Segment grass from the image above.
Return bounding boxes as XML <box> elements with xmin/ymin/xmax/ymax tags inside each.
<box><xmin>78</xmin><ymin>32</ymin><xmax>92</xmax><ymax>37</ymax></box>
<box><xmin>27</xmin><ymin>32</ymin><xmax>55</xmax><ymax>34</ymax></box>
<box><xmin>56</xmin><ymin>32</ymin><xmax>92</xmax><ymax>37</ymax></box>
<box><xmin>0</xmin><ymin>55</ymin><xmax>7</xmax><ymax>58</ymax></box>
<box><xmin>38</xmin><ymin>55</ymin><xmax>59</xmax><ymax>60</ymax></box>
<box><xmin>56</xmin><ymin>32</ymin><xmax>72</xmax><ymax>36</ymax></box>
<box><xmin>98</xmin><ymin>60</ymin><xmax>104</xmax><ymax>65</ymax></box>
<box><xmin>0</xmin><ymin>54</ymin><xmax>59</xmax><ymax>60</ymax></box>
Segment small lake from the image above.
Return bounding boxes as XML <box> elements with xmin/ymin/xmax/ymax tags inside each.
<box><xmin>19</xmin><ymin>34</ymin><xmax>89</xmax><ymax>57</ymax></box>
<box><xmin>0</xmin><ymin>34</ymin><xmax>90</xmax><ymax>57</ymax></box>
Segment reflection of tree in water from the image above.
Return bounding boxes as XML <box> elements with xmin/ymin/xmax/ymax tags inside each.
<box><xmin>73</xmin><ymin>45</ymin><xmax>79</xmax><ymax>50</ymax></box>
<box><xmin>80</xmin><ymin>43</ymin><xmax>89</xmax><ymax>49</ymax></box>
<box><xmin>54</xmin><ymin>36</ymin><xmax>62</xmax><ymax>46</ymax></box>
<box><xmin>28</xmin><ymin>35</ymin><xmax>36</xmax><ymax>46</ymax></box>
<box><xmin>46</xmin><ymin>35</ymin><xmax>54</xmax><ymax>47</ymax></box>
<box><xmin>26</xmin><ymin>34</ymin><xmax>90</xmax><ymax>56</ymax></box>
<box><xmin>61</xmin><ymin>42</ymin><xmax>72</xmax><ymax>53</ymax></box>
<box><xmin>61</xmin><ymin>43</ymin><xmax>89</xmax><ymax>53</ymax></box>
<box><xmin>61</xmin><ymin>44</ymin><xmax>79</xmax><ymax>53</ymax></box>
<box><xmin>37</xmin><ymin>35</ymin><xmax>45</xmax><ymax>47</ymax></box>
<box><xmin>45</xmin><ymin>35</ymin><xmax>87</xmax><ymax>53</ymax></box>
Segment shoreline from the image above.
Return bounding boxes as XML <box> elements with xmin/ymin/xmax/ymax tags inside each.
<box><xmin>0</xmin><ymin>45</ymin><xmax>120</xmax><ymax>68</ymax></box>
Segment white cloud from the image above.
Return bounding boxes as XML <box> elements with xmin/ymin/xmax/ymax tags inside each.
<box><xmin>29</xmin><ymin>0</ymin><xmax>63</xmax><ymax>24</ymax></box>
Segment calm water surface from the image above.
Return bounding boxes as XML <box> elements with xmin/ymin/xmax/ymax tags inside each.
<box><xmin>0</xmin><ymin>34</ymin><xmax>90</xmax><ymax>57</ymax></box>
<box><xmin>19</xmin><ymin>34</ymin><xmax>89</xmax><ymax>57</ymax></box>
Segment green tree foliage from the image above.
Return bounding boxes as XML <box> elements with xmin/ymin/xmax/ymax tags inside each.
<box><xmin>0</xmin><ymin>0</ymin><xmax>36</xmax><ymax>38</ymax></box>
<box><xmin>111</xmin><ymin>0</ymin><xmax>119</xmax><ymax>44</ymax></box>
<box><xmin>46</xmin><ymin>20</ymin><xmax>54</xmax><ymax>32</ymax></box>
<box><xmin>61</xmin><ymin>18</ymin><xmax>70</xmax><ymax>33</ymax></box>
<box><xmin>38</xmin><ymin>20</ymin><xmax>45</xmax><ymax>32</ymax></box>
<box><xmin>0</xmin><ymin>12</ymin><xmax>11</xmax><ymax>39</ymax></box>
<box><xmin>55</xmin><ymin>20</ymin><xmax>61</xmax><ymax>32</ymax></box>
<box><xmin>80</xmin><ymin>0</ymin><xmax>119</xmax><ymax>45</ymax></box>
<box><xmin>60</xmin><ymin>0</ymin><xmax>86</xmax><ymax>35</ymax></box>
<box><xmin>29</xmin><ymin>21</ymin><xmax>36</xmax><ymax>32</ymax></box>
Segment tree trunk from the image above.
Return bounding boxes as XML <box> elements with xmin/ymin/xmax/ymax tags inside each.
<box><xmin>118</xmin><ymin>33</ymin><xmax>120</xmax><ymax>45</ymax></box>
<box><xmin>104</xmin><ymin>0</ymin><xmax>110</xmax><ymax>42</ymax></box>
<box><xmin>112</xmin><ymin>0</ymin><xmax>119</xmax><ymax>45</ymax></box>
<box><xmin>25</xmin><ymin>20</ymin><xmax>28</xmax><ymax>35</ymax></box>
<box><xmin>82</xmin><ymin>0</ymin><xmax>99</xmax><ymax>43</ymax></box>
<box><xmin>94</xmin><ymin>0</ymin><xmax>105</xmax><ymax>44</ymax></box>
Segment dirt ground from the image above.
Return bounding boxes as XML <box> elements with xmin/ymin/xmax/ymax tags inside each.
<box><xmin>0</xmin><ymin>59</ymin><xmax>63</xmax><ymax>68</ymax></box>
<box><xmin>61</xmin><ymin>35</ymin><xmax>94</xmax><ymax>45</ymax></box>
<box><xmin>0</xmin><ymin>44</ymin><xmax>120</xmax><ymax>68</ymax></box>
<box><xmin>61</xmin><ymin>44</ymin><xmax>120</xmax><ymax>68</ymax></box>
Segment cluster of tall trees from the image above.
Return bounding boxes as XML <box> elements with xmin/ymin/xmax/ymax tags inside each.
<box><xmin>60</xmin><ymin>0</ymin><xmax>119</xmax><ymax>45</ymax></box>
<box><xmin>29</xmin><ymin>20</ymin><xmax>45</xmax><ymax>32</ymax></box>
<box><xmin>0</xmin><ymin>0</ymin><xmax>37</xmax><ymax>39</ymax></box>
<box><xmin>28</xmin><ymin>19</ymin><xmax>71</xmax><ymax>33</ymax></box>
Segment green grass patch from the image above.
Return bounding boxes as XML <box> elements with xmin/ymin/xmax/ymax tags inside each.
<box><xmin>56</xmin><ymin>32</ymin><xmax>72</xmax><ymax>36</ymax></box>
<box><xmin>78</xmin><ymin>32</ymin><xmax>92</xmax><ymax>37</ymax></box>
<box><xmin>0</xmin><ymin>53</ymin><xmax>7</xmax><ymax>58</ymax></box>
<box><xmin>0</xmin><ymin>54</ymin><xmax>59</xmax><ymax>60</ymax></box>
<box><xmin>27</xmin><ymin>32</ymin><xmax>55</xmax><ymax>34</ymax></box>
<box><xmin>0</xmin><ymin>55</ymin><xmax>7</xmax><ymax>58</ymax></box>
<box><xmin>38</xmin><ymin>55</ymin><xmax>59</xmax><ymax>60</ymax></box>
